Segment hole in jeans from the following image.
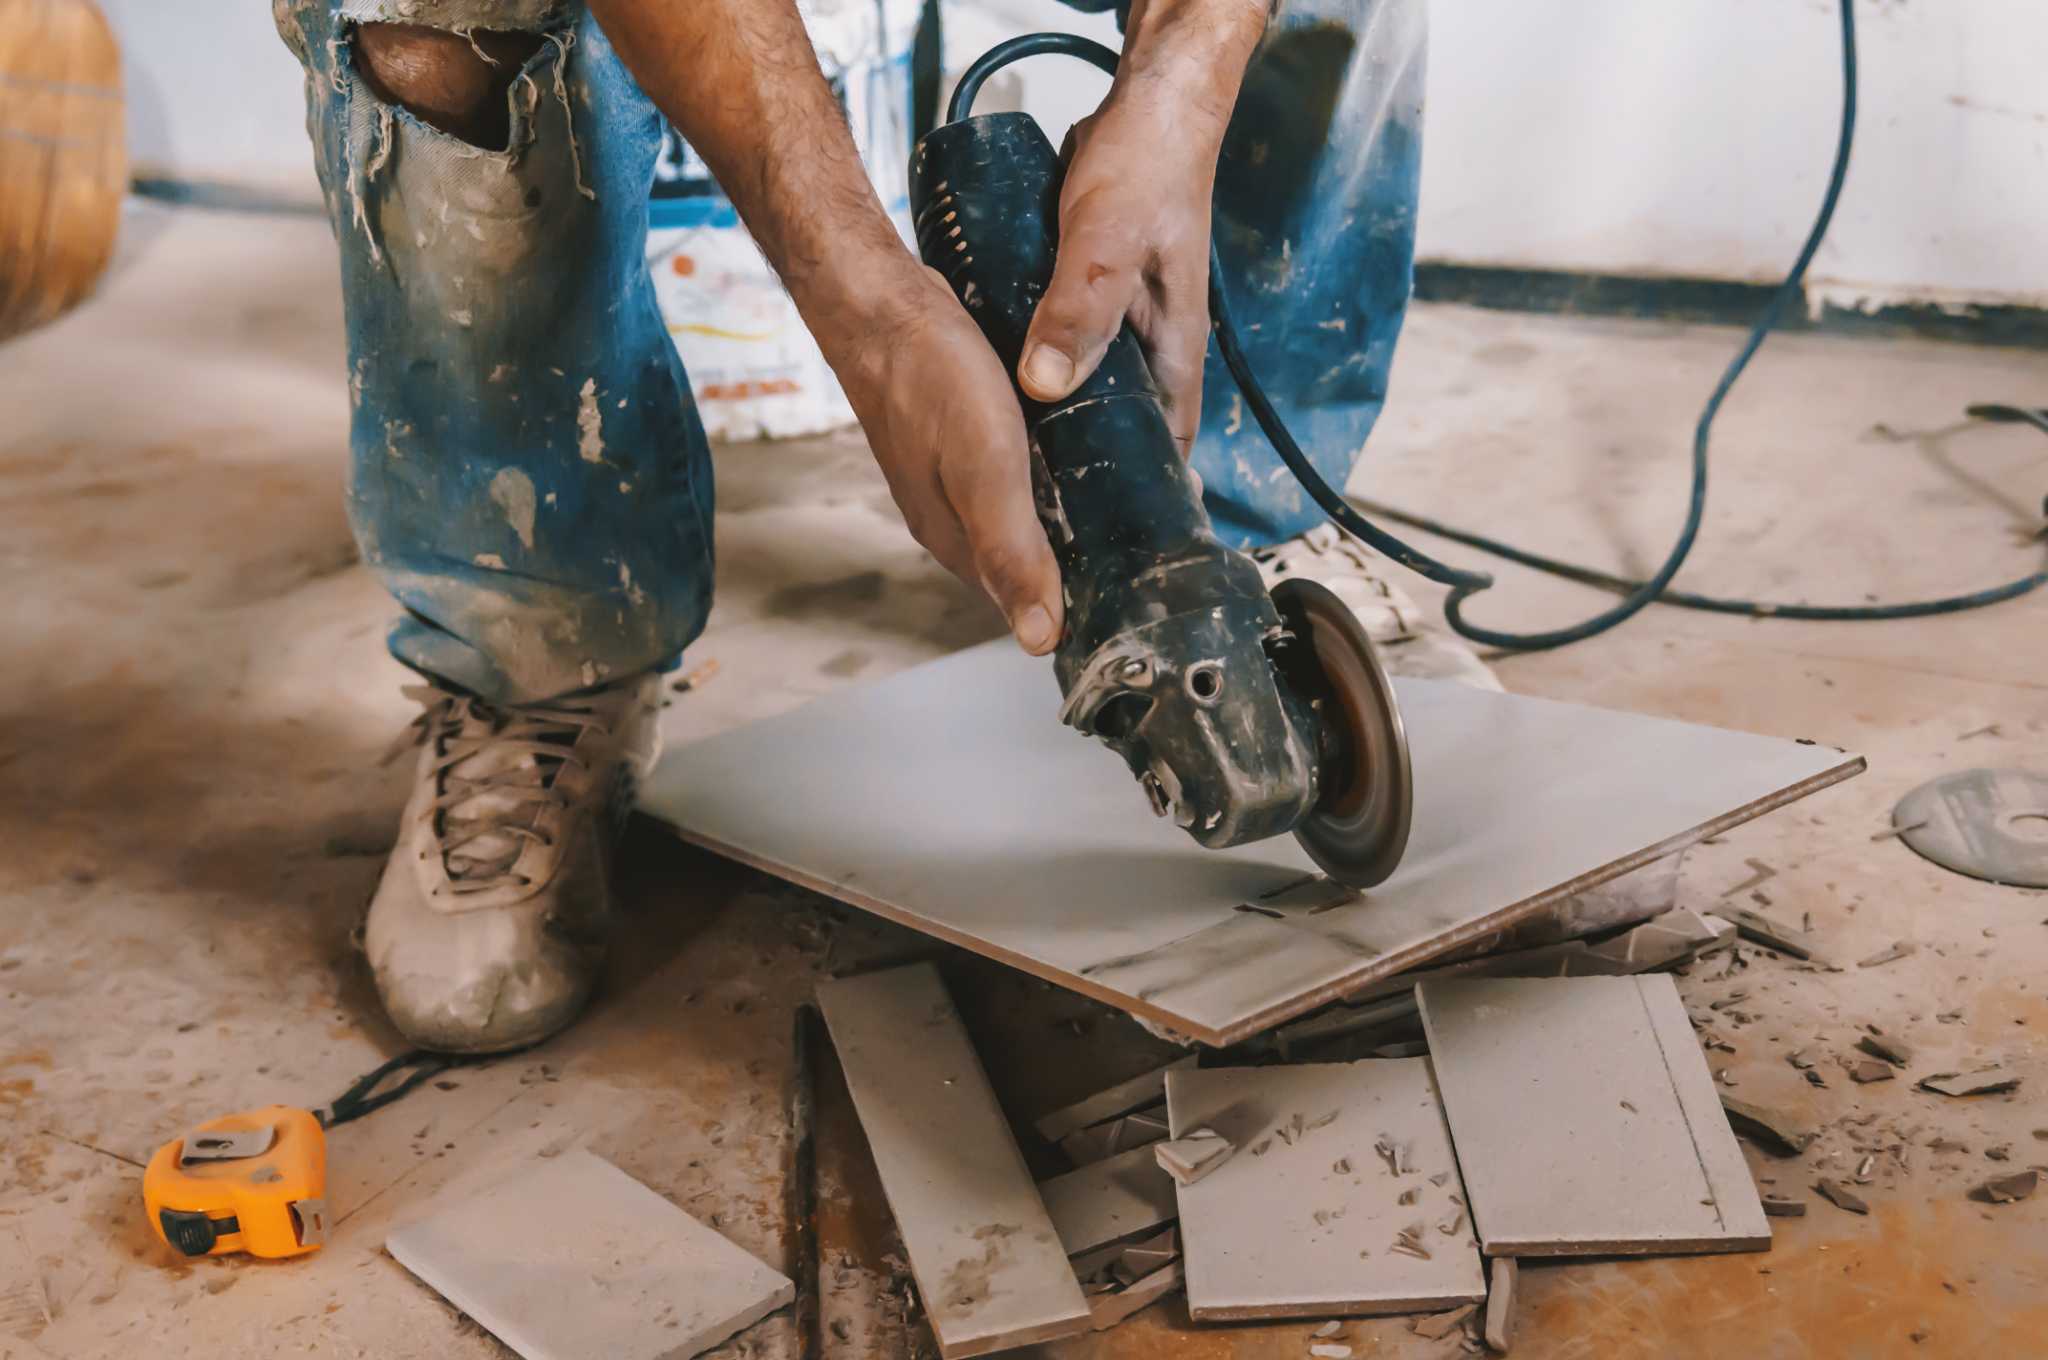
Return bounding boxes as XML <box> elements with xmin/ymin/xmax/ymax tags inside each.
<box><xmin>353</xmin><ymin>21</ymin><xmax>547</xmax><ymax>151</ymax></box>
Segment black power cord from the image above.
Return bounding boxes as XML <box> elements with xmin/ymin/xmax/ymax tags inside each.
<box><xmin>953</xmin><ymin>0</ymin><xmax>2048</xmax><ymax>650</ymax></box>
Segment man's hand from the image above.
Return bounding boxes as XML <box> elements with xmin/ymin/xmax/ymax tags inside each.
<box><xmin>1017</xmin><ymin>0</ymin><xmax>1268</xmax><ymax>454</ymax></box>
<box><xmin>833</xmin><ymin>265</ymin><xmax>1063</xmax><ymax>655</ymax></box>
<box><xmin>593</xmin><ymin>0</ymin><xmax>1263</xmax><ymax>654</ymax></box>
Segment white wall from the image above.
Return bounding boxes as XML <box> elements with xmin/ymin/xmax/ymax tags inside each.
<box><xmin>104</xmin><ymin>0</ymin><xmax>320</xmax><ymax>201</ymax></box>
<box><xmin>97</xmin><ymin>0</ymin><xmax>2048</xmax><ymax>309</ymax></box>
<box><xmin>1422</xmin><ymin>0</ymin><xmax>2048</xmax><ymax>310</ymax></box>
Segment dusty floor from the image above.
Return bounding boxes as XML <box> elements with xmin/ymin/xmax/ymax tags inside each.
<box><xmin>2</xmin><ymin>201</ymin><xmax>2045</xmax><ymax>1360</ymax></box>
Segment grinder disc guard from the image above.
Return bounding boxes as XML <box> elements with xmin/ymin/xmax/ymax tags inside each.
<box><xmin>1273</xmin><ymin>577</ymin><xmax>1413</xmax><ymax>887</ymax></box>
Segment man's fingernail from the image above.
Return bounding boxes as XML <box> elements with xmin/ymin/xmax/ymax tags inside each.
<box><xmin>1013</xmin><ymin>604</ymin><xmax>1056</xmax><ymax>653</ymax></box>
<box><xmin>1021</xmin><ymin>346</ymin><xmax>1073</xmax><ymax>396</ymax></box>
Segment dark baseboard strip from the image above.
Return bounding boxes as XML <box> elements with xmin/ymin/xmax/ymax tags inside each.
<box><xmin>119</xmin><ymin>185</ymin><xmax>2048</xmax><ymax>351</ymax></box>
<box><xmin>131</xmin><ymin>177</ymin><xmax>325</xmax><ymax>217</ymax></box>
<box><xmin>1414</xmin><ymin>261</ymin><xmax>2048</xmax><ymax>350</ymax></box>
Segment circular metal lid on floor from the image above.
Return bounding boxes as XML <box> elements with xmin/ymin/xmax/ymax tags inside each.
<box><xmin>1892</xmin><ymin>768</ymin><xmax>2048</xmax><ymax>888</ymax></box>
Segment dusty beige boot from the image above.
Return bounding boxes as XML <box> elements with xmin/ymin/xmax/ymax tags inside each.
<box><xmin>1255</xmin><ymin>524</ymin><xmax>1502</xmax><ymax>692</ymax></box>
<box><xmin>363</xmin><ymin>673</ymin><xmax>662</xmax><ymax>1053</ymax></box>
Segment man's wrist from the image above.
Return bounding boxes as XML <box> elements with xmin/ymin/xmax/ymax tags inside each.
<box><xmin>785</xmin><ymin>229</ymin><xmax>934</xmax><ymax>384</ymax></box>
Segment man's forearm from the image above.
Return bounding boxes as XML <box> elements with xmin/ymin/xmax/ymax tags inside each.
<box><xmin>590</xmin><ymin>0</ymin><xmax>917</xmax><ymax>366</ymax></box>
<box><xmin>1114</xmin><ymin>0</ymin><xmax>1268</xmax><ymax>138</ymax></box>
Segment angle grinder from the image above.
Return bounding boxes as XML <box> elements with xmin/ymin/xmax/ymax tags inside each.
<box><xmin>909</xmin><ymin>38</ymin><xmax>1412</xmax><ymax>886</ymax></box>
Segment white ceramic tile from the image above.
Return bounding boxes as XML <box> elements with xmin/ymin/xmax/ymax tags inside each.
<box><xmin>645</xmin><ymin>641</ymin><xmax>1860</xmax><ymax>1044</ymax></box>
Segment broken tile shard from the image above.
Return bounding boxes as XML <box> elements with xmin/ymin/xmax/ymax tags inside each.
<box><xmin>1760</xmin><ymin>1195</ymin><xmax>1806</xmax><ymax>1218</ymax></box>
<box><xmin>1918</xmin><ymin>1068</ymin><xmax>2020</xmax><ymax>1097</ymax></box>
<box><xmin>1857</xmin><ymin>941</ymin><xmax>1917</xmax><ymax>968</ymax></box>
<box><xmin>1857</xmin><ymin>1033</ymin><xmax>1912</xmax><ymax>1067</ymax></box>
<box><xmin>1153</xmin><ymin>1128</ymin><xmax>1235</xmax><ymax>1187</ymax></box>
<box><xmin>1720</xmin><ymin>1096</ymin><xmax>1815</xmax><ymax>1156</ymax></box>
<box><xmin>1971</xmin><ymin>1170</ymin><xmax>2038</xmax><ymax>1205</ymax></box>
<box><xmin>1848</xmin><ymin>1060</ymin><xmax>1894</xmax><ymax>1084</ymax></box>
<box><xmin>1086</xmin><ymin>1261</ymin><xmax>1183</xmax><ymax>1331</ymax></box>
<box><xmin>1413</xmin><ymin>1305</ymin><xmax>1478</xmax><ymax>1340</ymax></box>
<box><xmin>1705</xmin><ymin>906</ymin><xmax>1819</xmax><ymax>961</ymax></box>
<box><xmin>1814</xmin><ymin>1180</ymin><xmax>1869</xmax><ymax>1215</ymax></box>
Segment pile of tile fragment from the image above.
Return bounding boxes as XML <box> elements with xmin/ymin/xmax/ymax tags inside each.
<box><xmin>819</xmin><ymin>889</ymin><xmax>2031</xmax><ymax>1356</ymax></box>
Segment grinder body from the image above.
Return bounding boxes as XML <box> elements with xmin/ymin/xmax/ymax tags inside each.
<box><xmin>911</xmin><ymin>114</ymin><xmax>1329</xmax><ymax>849</ymax></box>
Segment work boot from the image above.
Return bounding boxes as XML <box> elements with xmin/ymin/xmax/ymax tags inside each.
<box><xmin>362</xmin><ymin>673</ymin><xmax>663</xmax><ymax>1053</ymax></box>
<box><xmin>1255</xmin><ymin>524</ymin><xmax>1502</xmax><ymax>691</ymax></box>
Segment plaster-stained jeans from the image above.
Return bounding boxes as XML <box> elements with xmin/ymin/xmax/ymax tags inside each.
<box><xmin>275</xmin><ymin>0</ymin><xmax>1424</xmax><ymax>705</ymax></box>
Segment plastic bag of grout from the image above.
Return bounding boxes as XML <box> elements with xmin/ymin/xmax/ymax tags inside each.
<box><xmin>647</xmin><ymin>0</ymin><xmax>920</xmax><ymax>441</ymax></box>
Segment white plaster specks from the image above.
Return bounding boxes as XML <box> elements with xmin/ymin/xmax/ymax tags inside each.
<box><xmin>577</xmin><ymin>377</ymin><xmax>604</xmax><ymax>462</ymax></box>
<box><xmin>488</xmin><ymin>468</ymin><xmax>538</xmax><ymax>550</ymax></box>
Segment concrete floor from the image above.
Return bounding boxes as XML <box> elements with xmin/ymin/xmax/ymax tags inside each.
<box><xmin>2</xmin><ymin>201</ymin><xmax>2045</xmax><ymax>1360</ymax></box>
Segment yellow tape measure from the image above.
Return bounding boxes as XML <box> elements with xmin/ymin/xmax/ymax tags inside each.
<box><xmin>141</xmin><ymin>1052</ymin><xmax>456</xmax><ymax>1260</ymax></box>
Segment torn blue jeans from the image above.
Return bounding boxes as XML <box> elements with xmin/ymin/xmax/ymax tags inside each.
<box><xmin>275</xmin><ymin>0</ymin><xmax>1421</xmax><ymax>705</ymax></box>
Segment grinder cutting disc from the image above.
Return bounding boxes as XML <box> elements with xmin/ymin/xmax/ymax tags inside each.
<box><xmin>1272</xmin><ymin>577</ymin><xmax>1413</xmax><ymax>888</ymax></box>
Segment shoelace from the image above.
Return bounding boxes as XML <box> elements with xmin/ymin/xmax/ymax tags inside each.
<box><xmin>391</xmin><ymin>685</ymin><xmax>610</xmax><ymax>894</ymax></box>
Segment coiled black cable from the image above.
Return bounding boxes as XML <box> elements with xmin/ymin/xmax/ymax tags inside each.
<box><xmin>951</xmin><ymin>1</ymin><xmax>2047</xmax><ymax>650</ymax></box>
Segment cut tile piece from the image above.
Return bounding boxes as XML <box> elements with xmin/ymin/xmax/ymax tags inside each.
<box><xmin>1760</xmin><ymin>1195</ymin><xmax>1807</xmax><ymax>1218</ymax></box>
<box><xmin>1164</xmin><ymin>1060</ymin><xmax>1485</xmax><ymax>1320</ymax></box>
<box><xmin>384</xmin><ymin>1148</ymin><xmax>792</xmax><ymax>1360</ymax></box>
<box><xmin>644</xmin><ymin>641</ymin><xmax>1862</xmax><ymax>1045</ymax></box>
<box><xmin>1153</xmin><ymin>1128</ymin><xmax>1234</xmax><ymax>1186</ymax></box>
<box><xmin>1038</xmin><ymin>1143</ymin><xmax>1177</xmax><ymax>1258</ymax></box>
<box><xmin>1086</xmin><ymin>1262</ymin><xmax>1183</xmax><ymax>1330</ymax></box>
<box><xmin>1034</xmin><ymin>1058</ymin><xmax>1196</xmax><ymax>1143</ymax></box>
<box><xmin>1417</xmin><ymin>976</ymin><xmax>1771</xmax><ymax>1257</ymax></box>
<box><xmin>1483</xmin><ymin>1258</ymin><xmax>1517</xmax><ymax>1353</ymax></box>
<box><xmin>817</xmin><ymin>964</ymin><xmax>1089</xmax><ymax>1357</ymax></box>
